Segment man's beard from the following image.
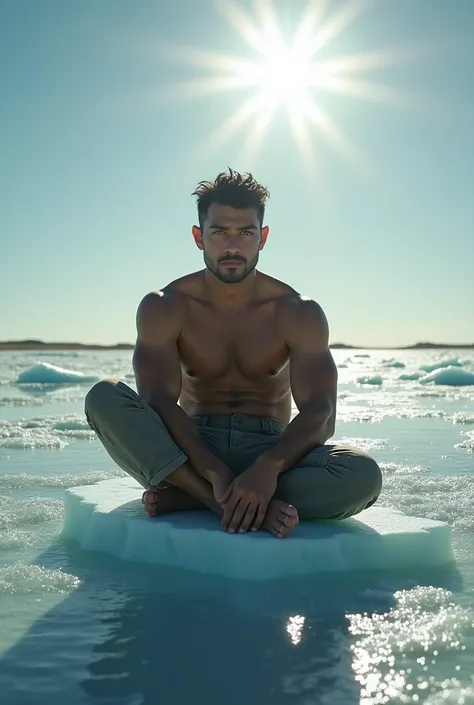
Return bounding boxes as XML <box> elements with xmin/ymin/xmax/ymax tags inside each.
<box><xmin>204</xmin><ymin>251</ymin><xmax>259</xmax><ymax>284</ymax></box>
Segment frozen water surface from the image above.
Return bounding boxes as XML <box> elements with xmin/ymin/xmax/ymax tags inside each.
<box><xmin>1</xmin><ymin>348</ymin><xmax>474</xmax><ymax>704</ymax></box>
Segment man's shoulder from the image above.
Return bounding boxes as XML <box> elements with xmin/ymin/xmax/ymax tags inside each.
<box><xmin>276</xmin><ymin>291</ymin><xmax>328</xmax><ymax>345</ymax></box>
<box><xmin>259</xmin><ymin>273</ymin><xmax>320</xmax><ymax>308</ymax></box>
<box><xmin>257</xmin><ymin>272</ymin><xmax>326</xmax><ymax>326</ymax></box>
<box><xmin>281</xmin><ymin>293</ymin><xmax>325</xmax><ymax>316</ymax></box>
<box><xmin>163</xmin><ymin>270</ymin><xmax>205</xmax><ymax>296</ymax></box>
<box><xmin>138</xmin><ymin>271</ymin><xmax>204</xmax><ymax>314</ymax></box>
<box><xmin>274</xmin><ymin>285</ymin><xmax>325</xmax><ymax>321</ymax></box>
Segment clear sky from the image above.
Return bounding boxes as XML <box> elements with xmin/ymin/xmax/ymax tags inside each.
<box><xmin>1</xmin><ymin>0</ymin><xmax>473</xmax><ymax>347</ymax></box>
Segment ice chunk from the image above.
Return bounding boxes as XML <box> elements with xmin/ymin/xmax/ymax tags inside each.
<box><xmin>382</xmin><ymin>359</ymin><xmax>406</xmax><ymax>368</ymax></box>
<box><xmin>61</xmin><ymin>478</ymin><xmax>454</xmax><ymax>580</ymax></box>
<box><xmin>419</xmin><ymin>358</ymin><xmax>462</xmax><ymax>373</ymax></box>
<box><xmin>17</xmin><ymin>362</ymin><xmax>99</xmax><ymax>385</ymax></box>
<box><xmin>399</xmin><ymin>372</ymin><xmax>422</xmax><ymax>381</ymax></box>
<box><xmin>419</xmin><ymin>366</ymin><xmax>474</xmax><ymax>387</ymax></box>
<box><xmin>357</xmin><ymin>375</ymin><xmax>383</xmax><ymax>385</ymax></box>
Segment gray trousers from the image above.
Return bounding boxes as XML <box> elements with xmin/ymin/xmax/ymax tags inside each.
<box><xmin>84</xmin><ymin>379</ymin><xmax>382</xmax><ymax>520</ymax></box>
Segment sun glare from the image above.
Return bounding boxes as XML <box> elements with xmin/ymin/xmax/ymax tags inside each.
<box><xmin>163</xmin><ymin>0</ymin><xmax>413</xmax><ymax>171</ymax></box>
<box><xmin>256</xmin><ymin>50</ymin><xmax>310</xmax><ymax>103</ymax></box>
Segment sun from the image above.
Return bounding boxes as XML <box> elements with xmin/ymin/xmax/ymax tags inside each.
<box><xmin>235</xmin><ymin>31</ymin><xmax>315</xmax><ymax>103</ymax></box>
<box><xmin>253</xmin><ymin>49</ymin><xmax>310</xmax><ymax>105</ymax></box>
<box><xmin>162</xmin><ymin>0</ymin><xmax>411</xmax><ymax>171</ymax></box>
<box><xmin>234</xmin><ymin>39</ymin><xmax>322</xmax><ymax>123</ymax></box>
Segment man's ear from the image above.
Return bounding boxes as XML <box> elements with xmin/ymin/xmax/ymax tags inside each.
<box><xmin>259</xmin><ymin>225</ymin><xmax>270</xmax><ymax>250</ymax></box>
<box><xmin>192</xmin><ymin>225</ymin><xmax>203</xmax><ymax>250</ymax></box>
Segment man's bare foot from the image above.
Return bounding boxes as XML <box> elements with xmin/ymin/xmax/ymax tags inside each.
<box><xmin>141</xmin><ymin>488</ymin><xmax>298</xmax><ymax>539</ymax></box>
<box><xmin>142</xmin><ymin>486</ymin><xmax>206</xmax><ymax>517</ymax></box>
<box><xmin>262</xmin><ymin>500</ymin><xmax>299</xmax><ymax>538</ymax></box>
<box><xmin>207</xmin><ymin>468</ymin><xmax>234</xmax><ymax>505</ymax></box>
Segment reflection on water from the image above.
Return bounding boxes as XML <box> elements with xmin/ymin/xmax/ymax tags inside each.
<box><xmin>0</xmin><ymin>543</ymin><xmax>464</xmax><ymax>705</ymax></box>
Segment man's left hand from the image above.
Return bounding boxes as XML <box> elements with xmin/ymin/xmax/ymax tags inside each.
<box><xmin>218</xmin><ymin>458</ymin><xmax>278</xmax><ymax>534</ymax></box>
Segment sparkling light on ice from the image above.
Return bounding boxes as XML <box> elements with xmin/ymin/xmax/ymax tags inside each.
<box><xmin>1</xmin><ymin>346</ymin><xmax>474</xmax><ymax>704</ymax></box>
<box><xmin>61</xmin><ymin>477</ymin><xmax>454</xmax><ymax>580</ymax></box>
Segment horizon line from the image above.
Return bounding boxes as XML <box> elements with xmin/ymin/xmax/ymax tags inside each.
<box><xmin>0</xmin><ymin>339</ymin><xmax>473</xmax><ymax>351</ymax></box>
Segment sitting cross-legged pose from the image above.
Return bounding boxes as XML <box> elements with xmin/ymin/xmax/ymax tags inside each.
<box><xmin>85</xmin><ymin>169</ymin><xmax>382</xmax><ymax>539</ymax></box>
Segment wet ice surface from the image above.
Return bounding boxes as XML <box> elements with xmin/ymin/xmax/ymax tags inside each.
<box><xmin>0</xmin><ymin>348</ymin><xmax>474</xmax><ymax>704</ymax></box>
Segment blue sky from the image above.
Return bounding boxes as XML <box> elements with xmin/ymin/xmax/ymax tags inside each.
<box><xmin>1</xmin><ymin>0</ymin><xmax>473</xmax><ymax>347</ymax></box>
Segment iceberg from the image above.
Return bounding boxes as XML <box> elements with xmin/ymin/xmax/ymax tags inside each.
<box><xmin>357</xmin><ymin>375</ymin><xmax>384</xmax><ymax>386</ymax></box>
<box><xmin>419</xmin><ymin>358</ymin><xmax>462</xmax><ymax>373</ymax></box>
<box><xmin>17</xmin><ymin>362</ymin><xmax>99</xmax><ymax>385</ymax></box>
<box><xmin>399</xmin><ymin>372</ymin><xmax>423</xmax><ymax>381</ymax></box>
<box><xmin>382</xmin><ymin>359</ymin><xmax>406</xmax><ymax>368</ymax></box>
<box><xmin>61</xmin><ymin>478</ymin><xmax>454</xmax><ymax>580</ymax></box>
<box><xmin>419</xmin><ymin>366</ymin><xmax>474</xmax><ymax>387</ymax></box>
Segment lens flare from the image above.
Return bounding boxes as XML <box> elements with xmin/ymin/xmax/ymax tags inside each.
<box><xmin>160</xmin><ymin>0</ymin><xmax>416</xmax><ymax>171</ymax></box>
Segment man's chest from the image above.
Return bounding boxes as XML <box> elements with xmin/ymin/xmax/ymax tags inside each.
<box><xmin>178</xmin><ymin>308</ymin><xmax>289</xmax><ymax>380</ymax></box>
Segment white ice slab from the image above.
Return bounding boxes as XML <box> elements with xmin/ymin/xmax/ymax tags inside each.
<box><xmin>61</xmin><ymin>477</ymin><xmax>454</xmax><ymax>580</ymax></box>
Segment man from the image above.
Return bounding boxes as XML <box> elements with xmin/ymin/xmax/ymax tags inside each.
<box><xmin>85</xmin><ymin>169</ymin><xmax>382</xmax><ymax>539</ymax></box>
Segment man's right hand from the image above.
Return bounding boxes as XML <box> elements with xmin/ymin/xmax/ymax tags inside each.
<box><xmin>218</xmin><ymin>458</ymin><xmax>278</xmax><ymax>533</ymax></box>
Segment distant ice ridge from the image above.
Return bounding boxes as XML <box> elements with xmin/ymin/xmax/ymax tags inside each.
<box><xmin>61</xmin><ymin>477</ymin><xmax>453</xmax><ymax>579</ymax></box>
<box><xmin>16</xmin><ymin>361</ymin><xmax>99</xmax><ymax>384</ymax></box>
<box><xmin>0</xmin><ymin>414</ymin><xmax>94</xmax><ymax>449</ymax></box>
<box><xmin>24</xmin><ymin>351</ymin><xmax>81</xmax><ymax>357</ymax></box>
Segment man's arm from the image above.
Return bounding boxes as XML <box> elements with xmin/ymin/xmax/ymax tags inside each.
<box><xmin>218</xmin><ymin>296</ymin><xmax>337</xmax><ymax>533</ymax></box>
<box><xmin>260</xmin><ymin>297</ymin><xmax>338</xmax><ymax>474</ymax></box>
<box><xmin>132</xmin><ymin>291</ymin><xmax>231</xmax><ymax>480</ymax></box>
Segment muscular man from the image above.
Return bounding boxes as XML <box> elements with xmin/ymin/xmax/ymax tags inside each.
<box><xmin>85</xmin><ymin>169</ymin><xmax>382</xmax><ymax>539</ymax></box>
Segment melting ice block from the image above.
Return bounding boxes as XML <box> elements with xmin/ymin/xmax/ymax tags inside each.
<box><xmin>419</xmin><ymin>366</ymin><xmax>474</xmax><ymax>387</ymax></box>
<box><xmin>357</xmin><ymin>375</ymin><xmax>384</xmax><ymax>386</ymax></box>
<box><xmin>17</xmin><ymin>362</ymin><xmax>99</xmax><ymax>385</ymax></box>
<box><xmin>419</xmin><ymin>358</ymin><xmax>462</xmax><ymax>373</ymax></box>
<box><xmin>62</xmin><ymin>478</ymin><xmax>454</xmax><ymax>580</ymax></box>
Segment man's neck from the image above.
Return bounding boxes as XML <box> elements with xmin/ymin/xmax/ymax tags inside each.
<box><xmin>203</xmin><ymin>269</ymin><xmax>259</xmax><ymax>309</ymax></box>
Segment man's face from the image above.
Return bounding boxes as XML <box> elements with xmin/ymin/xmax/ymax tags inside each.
<box><xmin>192</xmin><ymin>203</ymin><xmax>269</xmax><ymax>284</ymax></box>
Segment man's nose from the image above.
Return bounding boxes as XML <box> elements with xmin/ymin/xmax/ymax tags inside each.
<box><xmin>224</xmin><ymin>234</ymin><xmax>242</xmax><ymax>254</ymax></box>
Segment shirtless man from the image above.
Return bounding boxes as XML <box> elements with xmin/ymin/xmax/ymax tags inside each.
<box><xmin>85</xmin><ymin>169</ymin><xmax>382</xmax><ymax>539</ymax></box>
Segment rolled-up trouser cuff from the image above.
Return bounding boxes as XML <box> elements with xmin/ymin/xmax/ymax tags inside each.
<box><xmin>148</xmin><ymin>451</ymin><xmax>188</xmax><ymax>488</ymax></box>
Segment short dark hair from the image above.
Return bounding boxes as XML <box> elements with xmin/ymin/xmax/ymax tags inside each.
<box><xmin>192</xmin><ymin>168</ymin><xmax>270</xmax><ymax>227</ymax></box>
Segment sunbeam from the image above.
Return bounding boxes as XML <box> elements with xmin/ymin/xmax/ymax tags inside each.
<box><xmin>163</xmin><ymin>0</ymin><xmax>414</xmax><ymax>169</ymax></box>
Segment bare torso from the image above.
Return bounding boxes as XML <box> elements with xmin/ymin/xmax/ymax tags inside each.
<box><xmin>168</xmin><ymin>271</ymin><xmax>297</xmax><ymax>423</ymax></box>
